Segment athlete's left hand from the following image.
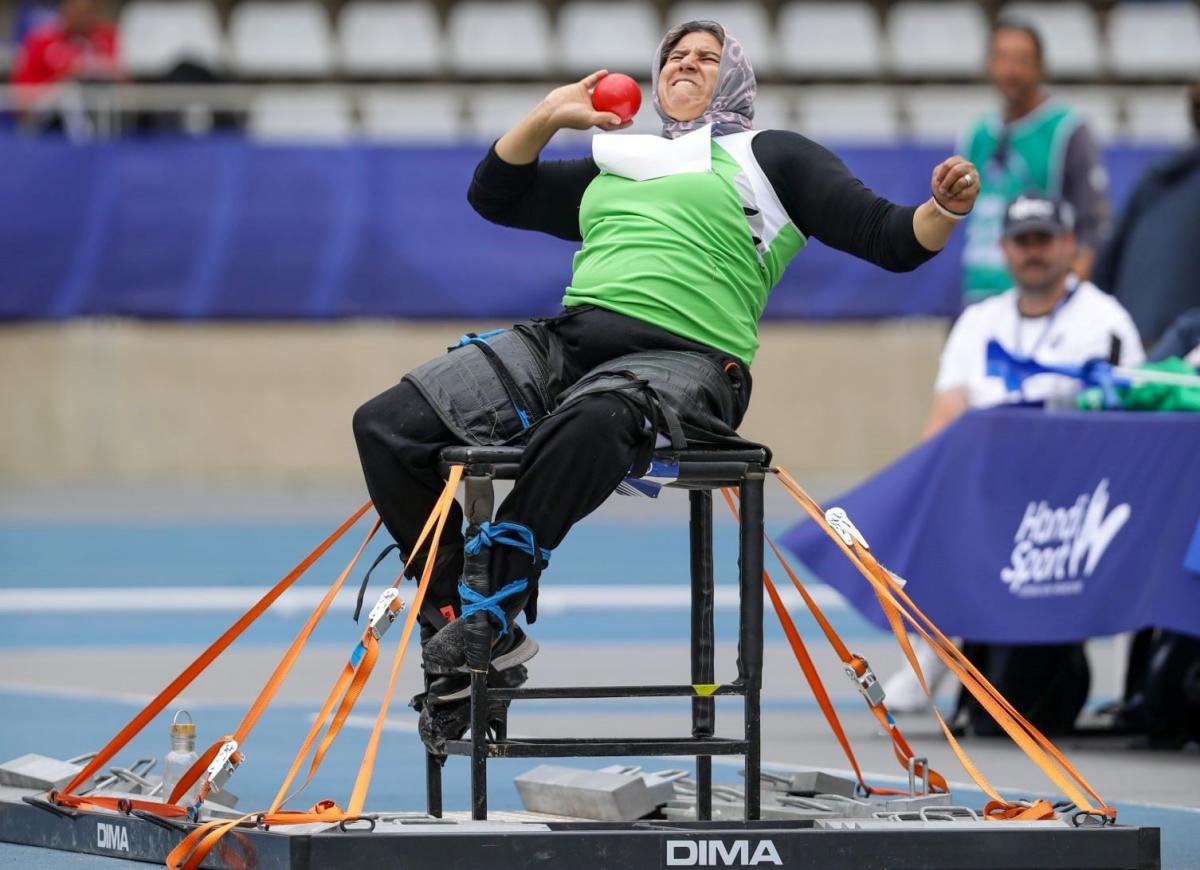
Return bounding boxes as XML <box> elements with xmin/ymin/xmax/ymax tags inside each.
<box><xmin>931</xmin><ymin>155</ymin><xmax>980</xmax><ymax>215</ymax></box>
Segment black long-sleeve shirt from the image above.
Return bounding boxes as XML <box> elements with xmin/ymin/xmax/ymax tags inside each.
<box><xmin>468</xmin><ymin>129</ymin><xmax>935</xmax><ymax>273</ymax></box>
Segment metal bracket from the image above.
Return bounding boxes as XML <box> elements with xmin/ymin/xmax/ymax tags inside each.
<box><xmin>131</xmin><ymin>808</ymin><xmax>189</xmax><ymax>833</ymax></box>
<box><xmin>907</xmin><ymin>756</ymin><xmax>930</xmax><ymax>797</ymax></box>
<box><xmin>22</xmin><ymin>795</ymin><xmax>78</xmax><ymax>820</ymax></box>
<box><xmin>106</xmin><ymin>764</ymin><xmax>157</xmax><ymax>794</ymax></box>
<box><xmin>920</xmin><ymin>805</ymin><xmax>978</xmax><ymax>822</ymax></box>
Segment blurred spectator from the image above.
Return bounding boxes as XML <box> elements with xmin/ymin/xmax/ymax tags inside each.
<box><xmin>885</xmin><ymin>192</ymin><xmax>1143</xmax><ymax>720</ymax></box>
<box><xmin>1149</xmin><ymin>308</ymin><xmax>1200</xmax><ymax>368</ymax></box>
<box><xmin>1115</xmin><ymin>299</ymin><xmax>1200</xmax><ymax>744</ymax></box>
<box><xmin>9</xmin><ymin>0</ymin><xmax>120</xmax><ymax>135</ymax></box>
<box><xmin>9</xmin><ymin>0</ymin><xmax>119</xmax><ymax>89</ymax></box>
<box><xmin>1094</xmin><ymin>84</ymin><xmax>1200</xmax><ymax>347</ymax></box>
<box><xmin>959</xmin><ymin>19</ymin><xmax>1110</xmax><ymax>305</ymax></box>
<box><xmin>924</xmin><ymin>192</ymin><xmax>1143</xmax><ymax>437</ymax></box>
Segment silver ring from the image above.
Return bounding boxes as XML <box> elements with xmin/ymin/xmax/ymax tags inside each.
<box><xmin>964</xmin><ymin>173</ymin><xmax>974</xmax><ymax>186</ymax></box>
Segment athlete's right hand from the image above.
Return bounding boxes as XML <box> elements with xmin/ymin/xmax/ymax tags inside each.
<box><xmin>541</xmin><ymin>70</ymin><xmax>633</xmax><ymax>132</ymax></box>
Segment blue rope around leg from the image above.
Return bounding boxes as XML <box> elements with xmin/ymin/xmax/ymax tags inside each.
<box><xmin>464</xmin><ymin>521</ymin><xmax>552</xmax><ymax>567</ymax></box>
<box><xmin>458</xmin><ymin>579</ymin><xmax>529</xmax><ymax>637</ymax></box>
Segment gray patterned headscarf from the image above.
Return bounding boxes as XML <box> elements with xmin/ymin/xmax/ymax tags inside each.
<box><xmin>652</xmin><ymin>20</ymin><xmax>756</xmax><ymax>139</ymax></box>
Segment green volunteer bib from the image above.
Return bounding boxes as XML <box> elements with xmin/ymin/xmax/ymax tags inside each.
<box><xmin>961</xmin><ymin>102</ymin><xmax>1081</xmax><ymax>303</ymax></box>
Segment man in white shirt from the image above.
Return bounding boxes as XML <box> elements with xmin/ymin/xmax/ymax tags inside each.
<box><xmin>924</xmin><ymin>192</ymin><xmax>1144</xmax><ymax>438</ymax></box>
<box><xmin>886</xmin><ymin>192</ymin><xmax>1145</xmax><ymax>714</ymax></box>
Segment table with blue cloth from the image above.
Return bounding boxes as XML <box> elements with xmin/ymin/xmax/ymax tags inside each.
<box><xmin>782</xmin><ymin>407</ymin><xmax>1200</xmax><ymax>643</ymax></box>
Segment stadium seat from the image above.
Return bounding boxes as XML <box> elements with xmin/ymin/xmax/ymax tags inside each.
<box><xmin>558</xmin><ymin>1</ymin><xmax>660</xmax><ymax>77</ymax></box>
<box><xmin>119</xmin><ymin>0</ymin><xmax>225</xmax><ymax>77</ymax></box>
<box><xmin>338</xmin><ymin>1</ymin><xmax>442</xmax><ymax>77</ymax></box>
<box><xmin>1107</xmin><ymin>3</ymin><xmax>1200</xmax><ymax>79</ymax></box>
<box><xmin>463</xmin><ymin>85</ymin><xmax>558</xmax><ymax>142</ymax></box>
<box><xmin>447</xmin><ymin>1</ymin><xmax>554</xmax><ymax>76</ymax></box>
<box><xmin>887</xmin><ymin>1</ymin><xmax>988</xmax><ymax>77</ymax></box>
<box><xmin>1123</xmin><ymin>87</ymin><xmax>1193</xmax><ymax>143</ymax></box>
<box><xmin>360</xmin><ymin>87</ymin><xmax>466</xmax><ymax>142</ymax></box>
<box><xmin>1053</xmin><ymin>87</ymin><xmax>1121</xmax><ymax>143</ymax></box>
<box><xmin>229</xmin><ymin>1</ymin><xmax>335</xmax><ymax>77</ymax></box>
<box><xmin>796</xmin><ymin>87</ymin><xmax>900</xmax><ymax>142</ymax></box>
<box><xmin>905</xmin><ymin>87</ymin><xmax>1120</xmax><ymax>145</ymax></box>
<box><xmin>248</xmin><ymin>89</ymin><xmax>354</xmax><ymax>142</ymax></box>
<box><xmin>903</xmin><ymin>87</ymin><xmax>995</xmax><ymax>144</ymax></box>
<box><xmin>752</xmin><ymin>87</ymin><xmax>799</xmax><ymax>132</ymax></box>
<box><xmin>1000</xmin><ymin>2</ymin><xmax>1103</xmax><ymax>79</ymax></box>
<box><xmin>775</xmin><ymin>2</ymin><xmax>883</xmax><ymax>78</ymax></box>
<box><xmin>666</xmin><ymin>2</ymin><xmax>774</xmax><ymax>73</ymax></box>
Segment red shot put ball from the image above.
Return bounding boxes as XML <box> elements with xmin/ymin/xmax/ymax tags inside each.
<box><xmin>591</xmin><ymin>73</ymin><xmax>642</xmax><ymax>123</ymax></box>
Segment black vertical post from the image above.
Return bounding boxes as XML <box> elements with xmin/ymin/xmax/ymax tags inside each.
<box><xmin>738</xmin><ymin>469</ymin><xmax>765</xmax><ymax>821</ymax></box>
<box><xmin>463</xmin><ymin>470</ymin><xmax>495</xmax><ymax>821</ymax></box>
<box><xmin>689</xmin><ymin>489</ymin><xmax>715</xmax><ymax>822</ymax></box>
<box><xmin>424</xmin><ymin>752</ymin><xmax>442</xmax><ymax>818</ymax></box>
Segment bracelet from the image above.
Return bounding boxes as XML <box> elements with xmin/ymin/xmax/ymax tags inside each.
<box><xmin>931</xmin><ymin>196</ymin><xmax>971</xmax><ymax>221</ymax></box>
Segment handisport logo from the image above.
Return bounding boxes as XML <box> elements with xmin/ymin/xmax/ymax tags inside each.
<box><xmin>665</xmin><ymin>838</ymin><xmax>782</xmax><ymax>866</ymax></box>
<box><xmin>1000</xmin><ymin>478</ymin><xmax>1130</xmax><ymax>597</ymax></box>
<box><xmin>96</xmin><ymin>821</ymin><xmax>130</xmax><ymax>852</ymax></box>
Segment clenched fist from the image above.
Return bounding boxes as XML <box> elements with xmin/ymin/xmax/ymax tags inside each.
<box><xmin>931</xmin><ymin>155</ymin><xmax>980</xmax><ymax>216</ymax></box>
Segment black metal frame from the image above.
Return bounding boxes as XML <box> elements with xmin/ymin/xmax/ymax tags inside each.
<box><xmin>431</xmin><ymin>446</ymin><xmax>769</xmax><ymax>822</ymax></box>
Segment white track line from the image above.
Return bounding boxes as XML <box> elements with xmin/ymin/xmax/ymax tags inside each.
<box><xmin>0</xmin><ymin>584</ymin><xmax>848</xmax><ymax>615</ymax></box>
<box><xmin>0</xmin><ymin>680</ymin><xmax>157</xmax><ymax>707</ymax></box>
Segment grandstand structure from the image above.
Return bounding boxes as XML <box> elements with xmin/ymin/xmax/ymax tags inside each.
<box><xmin>1</xmin><ymin>0</ymin><xmax>1197</xmax><ymax>142</ymax></box>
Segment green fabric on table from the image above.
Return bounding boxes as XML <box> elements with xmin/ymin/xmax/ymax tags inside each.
<box><xmin>1077</xmin><ymin>357</ymin><xmax>1200</xmax><ymax>412</ymax></box>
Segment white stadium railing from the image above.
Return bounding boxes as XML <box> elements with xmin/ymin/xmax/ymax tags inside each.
<box><xmin>1</xmin><ymin>80</ymin><xmax>1193</xmax><ymax>145</ymax></box>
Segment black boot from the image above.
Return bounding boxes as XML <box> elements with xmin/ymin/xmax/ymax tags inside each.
<box><xmin>422</xmin><ymin>620</ymin><xmax>539</xmax><ymax>675</ymax></box>
<box><xmin>411</xmin><ymin>664</ymin><xmax>528</xmax><ymax>755</ymax></box>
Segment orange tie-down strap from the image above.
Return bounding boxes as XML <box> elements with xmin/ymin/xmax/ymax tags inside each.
<box><xmin>53</xmin><ymin>500</ymin><xmax>375</xmax><ymax>816</ymax></box>
<box><xmin>167</xmin><ymin>465</ymin><xmax>463</xmax><ymax>870</ymax></box>
<box><xmin>167</xmin><ymin>516</ymin><xmax>384</xmax><ymax>807</ymax></box>
<box><xmin>719</xmin><ymin>488</ymin><xmax>945</xmax><ymax>798</ymax></box>
<box><xmin>771</xmin><ymin>466</ymin><xmax>1115</xmax><ymax>822</ymax></box>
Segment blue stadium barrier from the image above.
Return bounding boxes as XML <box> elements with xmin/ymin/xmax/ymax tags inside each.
<box><xmin>0</xmin><ymin>135</ymin><xmax>1170</xmax><ymax>322</ymax></box>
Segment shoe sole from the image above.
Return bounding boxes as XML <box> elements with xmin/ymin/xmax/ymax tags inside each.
<box><xmin>428</xmin><ymin>635</ymin><xmax>540</xmax><ymax>702</ymax></box>
<box><xmin>433</xmin><ymin>641</ymin><xmax>537</xmax><ymax>704</ymax></box>
<box><xmin>430</xmin><ymin>683</ymin><xmax>471</xmax><ymax>704</ymax></box>
<box><xmin>456</xmin><ymin>631</ymin><xmax>539</xmax><ymax>674</ymax></box>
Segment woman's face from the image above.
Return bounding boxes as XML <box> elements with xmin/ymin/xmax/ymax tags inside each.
<box><xmin>657</xmin><ymin>31</ymin><xmax>723</xmax><ymax>122</ymax></box>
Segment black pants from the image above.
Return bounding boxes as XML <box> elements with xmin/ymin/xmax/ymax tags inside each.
<box><xmin>352</xmin><ymin>306</ymin><xmax>738</xmax><ymax>631</ymax></box>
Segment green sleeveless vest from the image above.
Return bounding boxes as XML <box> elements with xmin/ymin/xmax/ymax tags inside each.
<box><xmin>961</xmin><ymin>102</ymin><xmax>1081</xmax><ymax>303</ymax></box>
<box><xmin>562</xmin><ymin>135</ymin><xmax>805</xmax><ymax>365</ymax></box>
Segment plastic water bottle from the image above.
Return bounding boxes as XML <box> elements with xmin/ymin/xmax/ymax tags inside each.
<box><xmin>161</xmin><ymin>710</ymin><xmax>199</xmax><ymax>804</ymax></box>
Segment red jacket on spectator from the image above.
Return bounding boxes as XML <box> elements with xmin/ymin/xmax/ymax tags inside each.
<box><xmin>9</xmin><ymin>19</ymin><xmax>120</xmax><ymax>87</ymax></box>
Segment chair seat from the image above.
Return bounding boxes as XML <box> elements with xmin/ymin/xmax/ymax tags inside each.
<box><xmin>438</xmin><ymin>445</ymin><xmax>770</xmax><ymax>485</ymax></box>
